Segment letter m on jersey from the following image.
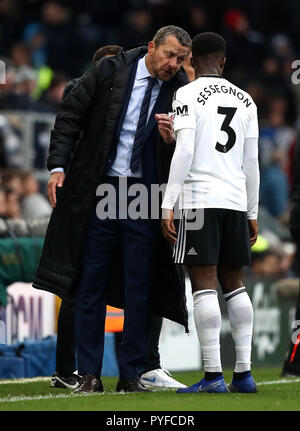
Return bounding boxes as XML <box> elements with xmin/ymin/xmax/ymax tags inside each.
<box><xmin>176</xmin><ymin>105</ymin><xmax>188</xmax><ymax>116</ymax></box>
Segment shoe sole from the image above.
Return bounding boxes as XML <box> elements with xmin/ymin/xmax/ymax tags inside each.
<box><xmin>178</xmin><ymin>389</ymin><xmax>228</xmax><ymax>393</ymax></box>
<box><xmin>116</xmin><ymin>388</ymin><xmax>151</xmax><ymax>393</ymax></box>
<box><xmin>280</xmin><ymin>372</ymin><xmax>300</xmax><ymax>377</ymax></box>
<box><xmin>228</xmin><ymin>383</ymin><xmax>258</xmax><ymax>393</ymax></box>
<box><xmin>177</xmin><ymin>384</ymin><xmax>229</xmax><ymax>394</ymax></box>
<box><xmin>74</xmin><ymin>389</ymin><xmax>103</xmax><ymax>394</ymax></box>
<box><xmin>142</xmin><ymin>383</ymin><xmax>187</xmax><ymax>389</ymax></box>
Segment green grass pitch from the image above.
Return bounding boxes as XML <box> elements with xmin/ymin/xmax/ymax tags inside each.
<box><xmin>0</xmin><ymin>367</ymin><xmax>299</xmax><ymax>411</ymax></box>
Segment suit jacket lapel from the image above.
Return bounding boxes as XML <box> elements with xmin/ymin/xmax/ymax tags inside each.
<box><xmin>114</xmin><ymin>57</ymin><xmax>140</xmax><ymax>144</ymax></box>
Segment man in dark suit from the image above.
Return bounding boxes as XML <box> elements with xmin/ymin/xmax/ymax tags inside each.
<box><xmin>34</xmin><ymin>25</ymin><xmax>191</xmax><ymax>393</ymax></box>
<box><xmin>51</xmin><ymin>44</ymin><xmax>186</xmax><ymax>391</ymax></box>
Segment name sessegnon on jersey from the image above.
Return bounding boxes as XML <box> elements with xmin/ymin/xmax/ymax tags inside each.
<box><xmin>196</xmin><ymin>82</ymin><xmax>252</xmax><ymax>108</ymax></box>
<box><xmin>169</xmin><ymin>75</ymin><xmax>259</xmax><ymax>213</ymax></box>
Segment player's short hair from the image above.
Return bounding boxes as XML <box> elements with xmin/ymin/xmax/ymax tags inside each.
<box><xmin>192</xmin><ymin>32</ymin><xmax>226</xmax><ymax>58</ymax></box>
<box><xmin>153</xmin><ymin>25</ymin><xmax>191</xmax><ymax>49</ymax></box>
<box><xmin>92</xmin><ymin>45</ymin><xmax>122</xmax><ymax>64</ymax></box>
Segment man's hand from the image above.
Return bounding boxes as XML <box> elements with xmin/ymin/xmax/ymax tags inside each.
<box><xmin>155</xmin><ymin>113</ymin><xmax>175</xmax><ymax>144</ymax></box>
<box><xmin>161</xmin><ymin>209</ymin><xmax>177</xmax><ymax>245</ymax></box>
<box><xmin>248</xmin><ymin>219</ymin><xmax>258</xmax><ymax>247</ymax></box>
<box><xmin>48</xmin><ymin>172</ymin><xmax>66</xmax><ymax>208</ymax></box>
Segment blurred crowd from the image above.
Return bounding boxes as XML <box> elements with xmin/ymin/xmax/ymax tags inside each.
<box><xmin>0</xmin><ymin>168</ymin><xmax>51</xmax><ymax>220</ymax></box>
<box><xmin>0</xmin><ymin>0</ymin><xmax>300</xmax><ymax>279</ymax></box>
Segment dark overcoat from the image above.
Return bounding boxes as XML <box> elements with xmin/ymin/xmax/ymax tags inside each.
<box><xmin>33</xmin><ymin>46</ymin><xmax>189</xmax><ymax>332</ymax></box>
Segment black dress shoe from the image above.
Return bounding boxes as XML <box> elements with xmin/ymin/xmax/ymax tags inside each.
<box><xmin>74</xmin><ymin>374</ymin><xmax>104</xmax><ymax>393</ymax></box>
<box><xmin>116</xmin><ymin>378</ymin><xmax>151</xmax><ymax>393</ymax></box>
<box><xmin>281</xmin><ymin>365</ymin><xmax>300</xmax><ymax>377</ymax></box>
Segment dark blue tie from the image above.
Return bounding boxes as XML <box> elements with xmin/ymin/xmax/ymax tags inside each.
<box><xmin>130</xmin><ymin>76</ymin><xmax>157</xmax><ymax>173</ymax></box>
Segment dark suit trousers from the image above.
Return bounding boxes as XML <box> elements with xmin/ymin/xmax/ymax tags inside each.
<box><xmin>56</xmin><ymin>306</ymin><xmax>162</xmax><ymax>376</ymax></box>
<box><xmin>75</xmin><ymin>177</ymin><xmax>160</xmax><ymax>380</ymax></box>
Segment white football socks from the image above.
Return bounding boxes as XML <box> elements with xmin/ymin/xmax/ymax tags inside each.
<box><xmin>224</xmin><ymin>287</ymin><xmax>253</xmax><ymax>373</ymax></box>
<box><xmin>193</xmin><ymin>289</ymin><xmax>222</xmax><ymax>373</ymax></box>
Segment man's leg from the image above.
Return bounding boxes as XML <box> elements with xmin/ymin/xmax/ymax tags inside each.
<box><xmin>51</xmin><ymin>296</ymin><xmax>81</xmax><ymax>389</ymax></box>
<box><xmin>113</xmin><ymin>317</ymin><xmax>162</xmax><ymax>374</ymax></box>
<box><xmin>177</xmin><ymin>264</ymin><xmax>228</xmax><ymax>393</ymax></box>
<box><xmin>144</xmin><ymin>316</ymin><xmax>162</xmax><ymax>373</ymax></box>
<box><xmin>188</xmin><ymin>265</ymin><xmax>223</xmax><ymax>378</ymax></box>
<box><xmin>56</xmin><ymin>297</ymin><xmax>76</xmax><ymax>376</ymax></box>
<box><xmin>174</xmin><ymin>209</ymin><xmax>227</xmax><ymax>393</ymax></box>
<box><xmin>75</xmin><ymin>212</ymin><xmax>119</xmax><ymax>391</ymax></box>
<box><xmin>218</xmin><ymin>265</ymin><xmax>257</xmax><ymax>392</ymax></box>
<box><xmin>218</xmin><ymin>265</ymin><xmax>254</xmax><ymax>377</ymax></box>
<box><xmin>116</xmin><ymin>218</ymin><xmax>158</xmax><ymax>391</ymax></box>
<box><xmin>217</xmin><ymin>210</ymin><xmax>257</xmax><ymax>393</ymax></box>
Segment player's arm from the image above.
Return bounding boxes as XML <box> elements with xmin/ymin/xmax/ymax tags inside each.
<box><xmin>161</xmin><ymin>92</ymin><xmax>196</xmax><ymax>244</ymax></box>
<box><xmin>161</xmin><ymin>90</ymin><xmax>196</xmax><ymax>244</ymax></box>
<box><xmin>161</xmin><ymin>128</ymin><xmax>196</xmax><ymax>244</ymax></box>
<box><xmin>162</xmin><ymin>127</ymin><xmax>196</xmax><ymax>211</ymax></box>
<box><xmin>243</xmin><ymin>107</ymin><xmax>260</xmax><ymax>246</ymax></box>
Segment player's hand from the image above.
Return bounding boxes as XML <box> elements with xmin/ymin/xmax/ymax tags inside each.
<box><xmin>47</xmin><ymin>172</ymin><xmax>65</xmax><ymax>208</ymax></box>
<box><xmin>155</xmin><ymin>113</ymin><xmax>175</xmax><ymax>144</ymax></box>
<box><xmin>161</xmin><ymin>209</ymin><xmax>177</xmax><ymax>245</ymax></box>
<box><xmin>248</xmin><ymin>219</ymin><xmax>258</xmax><ymax>247</ymax></box>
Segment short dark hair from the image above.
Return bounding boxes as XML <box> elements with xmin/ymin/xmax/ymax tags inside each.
<box><xmin>92</xmin><ymin>45</ymin><xmax>122</xmax><ymax>64</ymax></box>
<box><xmin>192</xmin><ymin>32</ymin><xmax>226</xmax><ymax>58</ymax></box>
<box><xmin>153</xmin><ymin>25</ymin><xmax>191</xmax><ymax>48</ymax></box>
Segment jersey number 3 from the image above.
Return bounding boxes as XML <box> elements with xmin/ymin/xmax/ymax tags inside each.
<box><xmin>215</xmin><ymin>106</ymin><xmax>237</xmax><ymax>153</ymax></box>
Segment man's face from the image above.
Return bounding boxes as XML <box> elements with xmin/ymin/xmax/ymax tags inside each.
<box><xmin>146</xmin><ymin>35</ymin><xmax>190</xmax><ymax>81</ymax></box>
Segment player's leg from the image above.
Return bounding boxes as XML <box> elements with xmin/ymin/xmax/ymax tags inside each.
<box><xmin>190</xmin><ymin>265</ymin><xmax>222</xmax><ymax>372</ymax></box>
<box><xmin>218</xmin><ymin>210</ymin><xmax>257</xmax><ymax>393</ymax></box>
<box><xmin>175</xmin><ymin>209</ymin><xmax>228</xmax><ymax>393</ymax></box>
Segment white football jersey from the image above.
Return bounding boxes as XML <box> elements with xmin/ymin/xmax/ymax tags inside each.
<box><xmin>171</xmin><ymin>75</ymin><xmax>259</xmax><ymax>212</ymax></box>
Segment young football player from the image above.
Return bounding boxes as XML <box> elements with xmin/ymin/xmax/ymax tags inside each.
<box><xmin>161</xmin><ymin>32</ymin><xmax>259</xmax><ymax>393</ymax></box>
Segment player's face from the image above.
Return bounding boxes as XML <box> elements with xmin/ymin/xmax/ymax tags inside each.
<box><xmin>146</xmin><ymin>35</ymin><xmax>190</xmax><ymax>81</ymax></box>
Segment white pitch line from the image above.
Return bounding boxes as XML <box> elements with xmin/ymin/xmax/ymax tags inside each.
<box><xmin>1</xmin><ymin>376</ymin><xmax>300</xmax><ymax>386</ymax></box>
<box><xmin>257</xmin><ymin>378</ymin><xmax>300</xmax><ymax>386</ymax></box>
<box><xmin>0</xmin><ymin>377</ymin><xmax>50</xmax><ymax>385</ymax></box>
<box><xmin>0</xmin><ymin>378</ymin><xmax>299</xmax><ymax>403</ymax></box>
<box><xmin>0</xmin><ymin>392</ymin><xmax>133</xmax><ymax>403</ymax></box>
<box><xmin>0</xmin><ymin>393</ymin><xmax>78</xmax><ymax>403</ymax></box>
